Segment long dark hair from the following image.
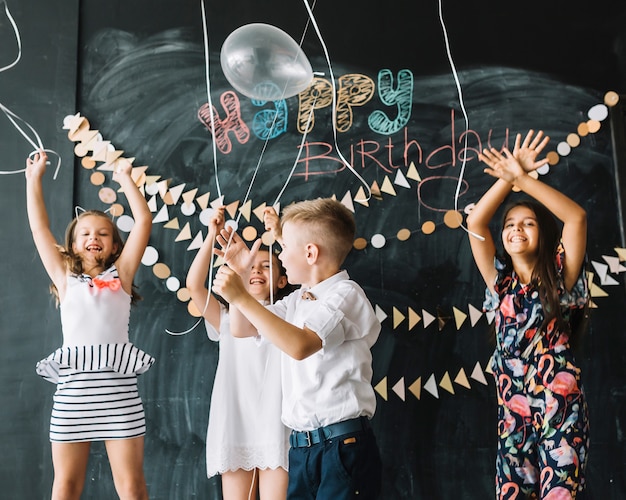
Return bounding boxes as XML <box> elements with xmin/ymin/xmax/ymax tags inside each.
<box><xmin>497</xmin><ymin>199</ymin><xmax>589</xmax><ymax>346</ymax></box>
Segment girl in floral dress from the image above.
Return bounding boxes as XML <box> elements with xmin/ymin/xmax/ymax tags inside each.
<box><xmin>466</xmin><ymin>130</ymin><xmax>590</xmax><ymax>499</ymax></box>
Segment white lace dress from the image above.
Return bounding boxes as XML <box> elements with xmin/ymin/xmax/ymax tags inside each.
<box><xmin>205</xmin><ymin>306</ymin><xmax>289</xmax><ymax>477</ymax></box>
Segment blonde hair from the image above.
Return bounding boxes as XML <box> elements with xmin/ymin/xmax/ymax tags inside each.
<box><xmin>281</xmin><ymin>198</ymin><xmax>355</xmax><ymax>264</ymax></box>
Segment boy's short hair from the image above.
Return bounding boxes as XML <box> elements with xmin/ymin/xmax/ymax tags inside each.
<box><xmin>281</xmin><ymin>198</ymin><xmax>355</xmax><ymax>264</ymax></box>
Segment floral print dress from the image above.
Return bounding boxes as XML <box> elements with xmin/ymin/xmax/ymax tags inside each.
<box><xmin>484</xmin><ymin>244</ymin><xmax>589</xmax><ymax>499</ymax></box>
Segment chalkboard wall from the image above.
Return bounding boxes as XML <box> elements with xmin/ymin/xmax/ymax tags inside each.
<box><xmin>2</xmin><ymin>1</ymin><xmax>626</xmax><ymax>498</ymax></box>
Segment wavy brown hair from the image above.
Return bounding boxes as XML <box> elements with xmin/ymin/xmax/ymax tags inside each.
<box><xmin>51</xmin><ymin>210</ymin><xmax>142</xmax><ymax>305</ymax></box>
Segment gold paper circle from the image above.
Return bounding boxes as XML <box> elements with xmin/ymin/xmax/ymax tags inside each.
<box><xmin>98</xmin><ymin>187</ymin><xmax>117</xmax><ymax>204</ymax></box>
<box><xmin>604</xmin><ymin>91</ymin><xmax>619</xmax><ymax>107</ymax></box>
<box><xmin>546</xmin><ymin>151</ymin><xmax>560</xmax><ymax>166</ymax></box>
<box><xmin>397</xmin><ymin>228</ymin><xmax>411</xmax><ymax>241</ymax></box>
<box><xmin>422</xmin><ymin>221</ymin><xmax>436</xmax><ymax>235</ymax></box>
<box><xmin>177</xmin><ymin>287</ymin><xmax>191</xmax><ymax>302</ymax></box>
<box><xmin>353</xmin><ymin>237</ymin><xmax>367</xmax><ymax>250</ymax></box>
<box><xmin>109</xmin><ymin>203</ymin><xmax>124</xmax><ymax>217</ymax></box>
<box><xmin>443</xmin><ymin>210</ymin><xmax>463</xmax><ymax>229</ymax></box>
<box><xmin>153</xmin><ymin>263</ymin><xmax>171</xmax><ymax>279</ymax></box>
<box><xmin>90</xmin><ymin>171</ymin><xmax>105</xmax><ymax>186</ymax></box>
<box><xmin>242</xmin><ymin>225</ymin><xmax>258</xmax><ymax>241</ymax></box>
<box><xmin>566</xmin><ymin>133</ymin><xmax>580</xmax><ymax>148</ymax></box>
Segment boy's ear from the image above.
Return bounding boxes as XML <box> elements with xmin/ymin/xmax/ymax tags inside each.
<box><xmin>305</xmin><ymin>243</ymin><xmax>319</xmax><ymax>264</ymax></box>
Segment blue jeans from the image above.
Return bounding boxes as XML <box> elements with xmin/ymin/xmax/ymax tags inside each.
<box><xmin>287</xmin><ymin>425</ymin><xmax>382</xmax><ymax>499</ymax></box>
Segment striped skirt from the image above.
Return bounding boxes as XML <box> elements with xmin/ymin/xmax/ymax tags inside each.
<box><xmin>50</xmin><ymin>366</ymin><xmax>146</xmax><ymax>442</ymax></box>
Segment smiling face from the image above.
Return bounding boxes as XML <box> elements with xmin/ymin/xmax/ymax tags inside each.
<box><xmin>71</xmin><ymin>214</ymin><xmax>118</xmax><ymax>270</ymax></box>
<box><xmin>248</xmin><ymin>250</ymin><xmax>288</xmax><ymax>301</ymax></box>
<box><xmin>501</xmin><ymin>205</ymin><xmax>540</xmax><ymax>258</ymax></box>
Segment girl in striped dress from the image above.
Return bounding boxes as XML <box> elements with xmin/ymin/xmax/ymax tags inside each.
<box><xmin>26</xmin><ymin>150</ymin><xmax>154</xmax><ymax>500</ymax></box>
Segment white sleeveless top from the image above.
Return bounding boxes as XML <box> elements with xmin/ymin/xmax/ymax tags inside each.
<box><xmin>61</xmin><ymin>266</ymin><xmax>130</xmax><ymax>346</ymax></box>
<box><xmin>36</xmin><ymin>265</ymin><xmax>154</xmax><ymax>384</ymax></box>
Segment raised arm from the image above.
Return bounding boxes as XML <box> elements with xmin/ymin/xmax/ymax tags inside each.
<box><xmin>25</xmin><ymin>150</ymin><xmax>67</xmax><ymax>292</ymax></box>
<box><xmin>186</xmin><ymin>207</ymin><xmax>224</xmax><ymax>330</ymax></box>
<box><xmin>212</xmin><ymin>265</ymin><xmax>322</xmax><ymax>359</ymax></box>
<box><xmin>479</xmin><ymin>146</ymin><xmax>586</xmax><ymax>291</ymax></box>
<box><xmin>467</xmin><ymin>130</ymin><xmax>553</xmax><ymax>292</ymax></box>
<box><xmin>112</xmin><ymin>159</ymin><xmax>152</xmax><ymax>292</ymax></box>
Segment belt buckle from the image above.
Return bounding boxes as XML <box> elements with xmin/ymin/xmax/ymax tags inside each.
<box><xmin>304</xmin><ymin>430</ymin><xmax>312</xmax><ymax>447</ymax></box>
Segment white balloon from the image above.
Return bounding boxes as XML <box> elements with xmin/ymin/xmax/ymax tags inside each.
<box><xmin>221</xmin><ymin>23</ymin><xmax>313</xmax><ymax>101</ymax></box>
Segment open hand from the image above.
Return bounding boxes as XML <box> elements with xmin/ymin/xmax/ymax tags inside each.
<box><xmin>214</xmin><ymin>225</ymin><xmax>262</xmax><ymax>275</ymax></box>
<box><xmin>479</xmin><ymin>147</ymin><xmax>525</xmax><ymax>184</ymax></box>
<box><xmin>513</xmin><ymin>129</ymin><xmax>550</xmax><ymax>173</ymax></box>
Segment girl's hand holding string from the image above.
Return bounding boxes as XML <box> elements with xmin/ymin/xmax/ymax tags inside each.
<box><xmin>112</xmin><ymin>158</ymin><xmax>133</xmax><ymax>184</ymax></box>
<box><xmin>263</xmin><ymin>207</ymin><xmax>282</xmax><ymax>245</ymax></box>
<box><xmin>25</xmin><ymin>150</ymin><xmax>48</xmax><ymax>181</ymax></box>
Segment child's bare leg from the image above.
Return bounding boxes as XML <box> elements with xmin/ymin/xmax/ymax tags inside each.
<box><xmin>221</xmin><ymin>469</ymin><xmax>258</xmax><ymax>500</ymax></box>
<box><xmin>51</xmin><ymin>441</ymin><xmax>91</xmax><ymax>500</ymax></box>
<box><xmin>105</xmin><ymin>436</ymin><xmax>148</xmax><ymax>500</ymax></box>
<box><xmin>258</xmin><ymin>467</ymin><xmax>288</xmax><ymax>500</ymax></box>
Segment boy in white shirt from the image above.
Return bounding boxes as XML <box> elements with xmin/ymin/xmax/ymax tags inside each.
<box><xmin>212</xmin><ymin>197</ymin><xmax>382</xmax><ymax>499</ymax></box>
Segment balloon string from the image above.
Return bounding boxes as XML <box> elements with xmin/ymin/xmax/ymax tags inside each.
<box><xmin>271</xmin><ymin>97</ymin><xmax>317</xmax><ymax>207</ymax></box>
<box><xmin>0</xmin><ymin>1</ymin><xmax>62</xmax><ymax>178</ymax></box>
<box><xmin>301</xmin><ymin>0</ymin><xmax>372</xmax><ymax>203</ymax></box>
<box><xmin>437</xmin><ymin>0</ymin><xmax>484</xmax><ymax>241</ymax></box>
<box><xmin>166</xmin><ymin>229</ymin><xmax>218</xmax><ymax>335</ymax></box>
<box><xmin>200</xmin><ymin>0</ymin><xmax>222</xmax><ymax>199</ymax></box>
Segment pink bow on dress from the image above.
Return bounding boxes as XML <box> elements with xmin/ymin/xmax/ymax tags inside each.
<box><xmin>92</xmin><ymin>277</ymin><xmax>121</xmax><ymax>291</ymax></box>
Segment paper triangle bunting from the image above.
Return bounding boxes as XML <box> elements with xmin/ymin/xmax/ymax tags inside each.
<box><xmin>195</xmin><ymin>192</ymin><xmax>210</xmax><ymax>210</ymax></box>
<box><xmin>380</xmin><ymin>176</ymin><xmax>397</xmax><ymax>196</ymax></box>
<box><xmin>187</xmin><ymin>231</ymin><xmax>204</xmax><ymax>251</ymax></box>
<box><xmin>375</xmin><ymin>305</ymin><xmax>388</xmax><ymax>323</ymax></box>
<box><xmin>391</xmin><ymin>377</ymin><xmax>405</xmax><ymax>401</ymax></box>
<box><xmin>393</xmin><ymin>307</ymin><xmax>405</xmax><ymax>329</ymax></box>
<box><xmin>439</xmin><ymin>371</ymin><xmax>455</xmax><ymax>395</ymax></box>
<box><xmin>406</xmin><ymin>162</ymin><xmax>421</xmax><ymax>181</ymax></box>
<box><xmin>252</xmin><ymin>202</ymin><xmax>267</xmax><ymax>222</ymax></box>
<box><xmin>225</xmin><ymin>200</ymin><xmax>240</xmax><ymax>218</ymax></box>
<box><xmin>239</xmin><ymin>199</ymin><xmax>252</xmax><ymax>222</ymax></box>
<box><xmin>422</xmin><ymin>309</ymin><xmax>435</xmax><ymax>328</ymax></box>
<box><xmin>468</xmin><ymin>303</ymin><xmax>483</xmax><ymax>327</ymax></box>
<box><xmin>408</xmin><ymin>377</ymin><xmax>421</xmax><ymax>400</ymax></box>
<box><xmin>370</xmin><ymin>180</ymin><xmax>383</xmax><ymax>200</ymax></box>
<box><xmin>340</xmin><ymin>191</ymin><xmax>355</xmax><ymax>212</ymax></box>
<box><xmin>182</xmin><ymin>188</ymin><xmax>198</xmax><ymax>206</ymax></box>
<box><xmin>175</xmin><ymin>222</ymin><xmax>192</xmax><ymax>242</ymax></box>
<box><xmin>374</xmin><ymin>377</ymin><xmax>388</xmax><ymax>401</ymax></box>
<box><xmin>454</xmin><ymin>368</ymin><xmax>471</xmax><ymax>389</ymax></box>
<box><xmin>423</xmin><ymin>374</ymin><xmax>439</xmax><ymax>398</ymax></box>
<box><xmin>453</xmin><ymin>306</ymin><xmax>467</xmax><ymax>330</ymax></box>
<box><xmin>354</xmin><ymin>186</ymin><xmax>369</xmax><ymax>207</ymax></box>
<box><xmin>407</xmin><ymin>307</ymin><xmax>421</xmax><ymax>330</ymax></box>
<box><xmin>164</xmin><ymin>217</ymin><xmax>180</xmax><ymax>230</ymax></box>
<box><xmin>393</xmin><ymin>169</ymin><xmax>411</xmax><ymax>189</ymax></box>
<box><xmin>168</xmin><ymin>183</ymin><xmax>185</xmax><ymax>205</ymax></box>
<box><xmin>470</xmin><ymin>361</ymin><xmax>488</xmax><ymax>385</ymax></box>
<box><xmin>153</xmin><ymin>204</ymin><xmax>169</xmax><ymax>224</ymax></box>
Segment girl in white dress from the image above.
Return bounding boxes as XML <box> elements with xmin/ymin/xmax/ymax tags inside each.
<box><xmin>186</xmin><ymin>207</ymin><xmax>292</xmax><ymax>500</ymax></box>
<box><xmin>26</xmin><ymin>151</ymin><xmax>154</xmax><ymax>500</ymax></box>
